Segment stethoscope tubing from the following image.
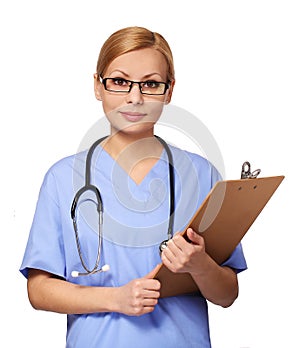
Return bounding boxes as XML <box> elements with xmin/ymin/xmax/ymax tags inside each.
<box><xmin>70</xmin><ymin>135</ymin><xmax>175</xmax><ymax>276</ymax></box>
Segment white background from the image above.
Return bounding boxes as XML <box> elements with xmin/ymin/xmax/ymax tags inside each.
<box><xmin>1</xmin><ymin>1</ymin><xmax>299</xmax><ymax>347</ymax></box>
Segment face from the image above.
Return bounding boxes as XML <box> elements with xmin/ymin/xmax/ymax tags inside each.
<box><xmin>94</xmin><ymin>48</ymin><xmax>174</xmax><ymax>136</ymax></box>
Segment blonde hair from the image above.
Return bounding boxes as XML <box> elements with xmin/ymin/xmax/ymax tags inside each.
<box><xmin>96</xmin><ymin>26</ymin><xmax>175</xmax><ymax>81</ymax></box>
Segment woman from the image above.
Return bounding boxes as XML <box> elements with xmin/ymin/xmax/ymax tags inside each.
<box><xmin>20</xmin><ymin>26</ymin><xmax>247</xmax><ymax>347</ymax></box>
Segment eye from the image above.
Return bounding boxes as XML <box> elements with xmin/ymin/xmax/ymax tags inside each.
<box><xmin>143</xmin><ymin>80</ymin><xmax>160</xmax><ymax>88</ymax></box>
<box><xmin>112</xmin><ymin>78</ymin><xmax>129</xmax><ymax>87</ymax></box>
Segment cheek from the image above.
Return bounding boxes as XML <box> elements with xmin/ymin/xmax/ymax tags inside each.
<box><xmin>101</xmin><ymin>95</ymin><xmax>124</xmax><ymax>115</ymax></box>
<box><xmin>145</xmin><ymin>100</ymin><xmax>165</xmax><ymax>121</ymax></box>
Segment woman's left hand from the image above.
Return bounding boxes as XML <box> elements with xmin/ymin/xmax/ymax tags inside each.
<box><xmin>161</xmin><ymin>227</ymin><xmax>208</xmax><ymax>276</ymax></box>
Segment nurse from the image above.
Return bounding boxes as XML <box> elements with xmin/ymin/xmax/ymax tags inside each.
<box><xmin>20</xmin><ymin>26</ymin><xmax>247</xmax><ymax>347</ymax></box>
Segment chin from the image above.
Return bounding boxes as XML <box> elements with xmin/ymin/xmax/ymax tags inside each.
<box><xmin>113</xmin><ymin>121</ymin><xmax>156</xmax><ymax>137</ymax></box>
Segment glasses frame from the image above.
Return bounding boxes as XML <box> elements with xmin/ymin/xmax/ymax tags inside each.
<box><xmin>99</xmin><ymin>76</ymin><xmax>170</xmax><ymax>96</ymax></box>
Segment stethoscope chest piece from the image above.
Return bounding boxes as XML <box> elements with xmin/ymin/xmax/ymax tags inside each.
<box><xmin>159</xmin><ymin>240</ymin><xmax>168</xmax><ymax>253</ymax></box>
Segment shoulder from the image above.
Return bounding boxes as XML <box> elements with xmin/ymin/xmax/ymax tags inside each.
<box><xmin>168</xmin><ymin>144</ymin><xmax>210</xmax><ymax>165</ymax></box>
<box><xmin>168</xmin><ymin>144</ymin><xmax>222</xmax><ymax>181</ymax></box>
<box><xmin>44</xmin><ymin>151</ymin><xmax>86</xmax><ymax>179</ymax></box>
<box><xmin>40</xmin><ymin>151</ymin><xmax>87</xmax><ymax>198</ymax></box>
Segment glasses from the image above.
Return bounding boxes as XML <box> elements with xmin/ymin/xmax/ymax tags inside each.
<box><xmin>100</xmin><ymin>77</ymin><xmax>170</xmax><ymax>95</ymax></box>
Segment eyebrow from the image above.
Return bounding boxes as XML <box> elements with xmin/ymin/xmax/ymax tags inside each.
<box><xmin>108</xmin><ymin>69</ymin><xmax>165</xmax><ymax>80</ymax></box>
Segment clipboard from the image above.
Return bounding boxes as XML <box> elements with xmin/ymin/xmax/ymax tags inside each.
<box><xmin>153</xmin><ymin>173</ymin><xmax>284</xmax><ymax>298</ymax></box>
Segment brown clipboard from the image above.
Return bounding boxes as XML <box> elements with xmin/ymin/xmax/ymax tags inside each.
<box><xmin>153</xmin><ymin>175</ymin><xmax>285</xmax><ymax>298</ymax></box>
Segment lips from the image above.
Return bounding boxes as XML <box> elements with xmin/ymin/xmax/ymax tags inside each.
<box><xmin>119</xmin><ymin>111</ymin><xmax>146</xmax><ymax>122</ymax></box>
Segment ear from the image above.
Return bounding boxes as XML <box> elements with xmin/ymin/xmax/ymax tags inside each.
<box><xmin>94</xmin><ymin>73</ymin><xmax>102</xmax><ymax>101</ymax></box>
<box><xmin>164</xmin><ymin>79</ymin><xmax>175</xmax><ymax>104</ymax></box>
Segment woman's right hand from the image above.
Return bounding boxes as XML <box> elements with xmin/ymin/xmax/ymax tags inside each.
<box><xmin>116</xmin><ymin>266</ymin><xmax>161</xmax><ymax>316</ymax></box>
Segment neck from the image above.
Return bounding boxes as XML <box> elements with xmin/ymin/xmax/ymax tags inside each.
<box><xmin>102</xmin><ymin>128</ymin><xmax>164</xmax><ymax>183</ymax></box>
<box><xmin>103</xmin><ymin>125</ymin><xmax>161</xmax><ymax>159</ymax></box>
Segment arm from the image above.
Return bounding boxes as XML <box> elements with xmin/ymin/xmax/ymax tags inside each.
<box><xmin>27</xmin><ymin>267</ymin><xmax>161</xmax><ymax>316</ymax></box>
<box><xmin>161</xmin><ymin>228</ymin><xmax>238</xmax><ymax>307</ymax></box>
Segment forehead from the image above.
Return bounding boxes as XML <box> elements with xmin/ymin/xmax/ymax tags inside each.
<box><xmin>105</xmin><ymin>48</ymin><xmax>168</xmax><ymax>79</ymax></box>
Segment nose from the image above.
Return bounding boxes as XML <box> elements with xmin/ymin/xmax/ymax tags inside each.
<box><xmin>125</xmin><ymin>82</ymin><xmax>144</xmax><ymax>105</ymax></box>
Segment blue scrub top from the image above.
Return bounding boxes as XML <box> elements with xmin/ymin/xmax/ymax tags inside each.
<box><xmin>20</xmin><ymin>144</ymin><xmax>247</xmax><ymax>348</ymax></box>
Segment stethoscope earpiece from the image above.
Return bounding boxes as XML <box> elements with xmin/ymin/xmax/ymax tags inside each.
<box><xmin>71</xmin><ymin>264</ymin><xmax>110</xmax><ymax>278</ymax></box>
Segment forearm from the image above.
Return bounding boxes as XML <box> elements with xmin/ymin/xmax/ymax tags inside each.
<box><xmin>191</xmin><ymin>255</ymin><xmax>238</xmax><ymax>308</ymax></box>
<box><xmin>27</xmin><ymin>269</ymin><xmax>119</xmax><ymax>314</ymax></box>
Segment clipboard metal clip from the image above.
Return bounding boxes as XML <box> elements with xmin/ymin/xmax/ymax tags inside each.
<box><xmin>241</xmin><ymin>161</ymin><xmax>261</xmax><ymax>179</ymax></box>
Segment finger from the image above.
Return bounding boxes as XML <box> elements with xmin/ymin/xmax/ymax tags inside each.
<box><xmin>143</xmin><ymin>301</ymin><xmax>158</xmax><ymax>312</ymax></box>
<box><xmin>161</xmin><ymin>251</ymin><xmax>177</xmax><ymax>273</ymax></box>
<box><xmin>142</xmin><ymin>306</ymin><xmax>156</xmax><ymax>315</ymax></box>
<box><xmin>161</xmin><ymin>243</ymin><xmax>179</xmax><ymax>267</ymax></box>
<box><xmin>161</xmin><ymin>241</ymin><xmax>177</xmax><ymax>261</ymax></box>
<box><xmin>145</xmin><ymin>279</ymin><xmax>161</xmax><ymax>291</ymax></box>
<box><xmin>164</xmin><ymin>235</ymin><xmax>186</xmax><ymax>259</ymax></box>
<box><xmin>142</xmin><ymin>289</ymin><xmax>160</xmax><ymax>299</ymax></box>
<box><xmin>138</xmin><ymin>277</ymin><xmax>161</xmax><ymax>292</ymax></box>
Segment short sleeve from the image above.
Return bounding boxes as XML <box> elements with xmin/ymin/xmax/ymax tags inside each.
<box><xmin>221</xmin><ymin>243</ymin><xmax>247</xmax><ymax>273</ymax></box>
<box><xmin>19</xmin><ymin>170</ymin><xmax>66</xmax><ymax>279</ymax></box>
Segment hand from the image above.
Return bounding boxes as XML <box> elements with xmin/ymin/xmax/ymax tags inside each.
<box><xmin>116</xmin><ymin>265</ymin><xmax>161</xmax><ymax>316</ymax></box>
<box><xmin>161</xmin><ymin>228</ymin><xmax>207</xmax><ymax>275</ymax></box>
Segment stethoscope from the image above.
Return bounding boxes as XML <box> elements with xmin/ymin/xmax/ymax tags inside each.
<box><xmin>70</xmin><ymin>135</ymin><xmax>175</xmax><ymax>277</ymax></box>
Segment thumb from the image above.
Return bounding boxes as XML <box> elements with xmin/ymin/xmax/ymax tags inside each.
<box><xmin>144</xmin><ymin>264</ymin><xmax>162</xmax><ymax>279</ymax></box>
<box><xmin>186</xmin><ymin>228</ymin><xmax>203</xmax><ymax>245</ymax></box>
